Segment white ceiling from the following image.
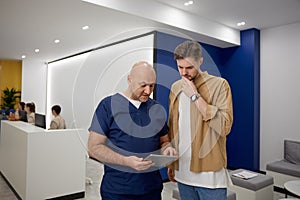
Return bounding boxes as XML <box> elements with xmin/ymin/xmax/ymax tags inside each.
<box><xmin>156</xmin><ymin>0</ymin><xmax>300</xmax><ymax>30</ymax></box>
<box><xmin>1</xmin><ymin>0</ymin><xmax>300</xmax><ymax>62</ymax></box>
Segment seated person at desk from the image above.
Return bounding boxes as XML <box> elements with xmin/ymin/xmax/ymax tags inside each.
<box><xmin>25</xmin><ymin>102</ymin><xmax>35</xmax><ymax>124</ymax></box>
<box><xmin>15</xmin><ymin>102</ymin><xmax>27</xmax><ymax>122</ymax></box>
<box><xmin>49</xmin><ymin>105</ymin><xmax>66</xmax><ymax>130</ymax></box>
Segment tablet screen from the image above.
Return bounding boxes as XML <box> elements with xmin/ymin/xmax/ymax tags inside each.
<box><xmin>144</xmin><ymin>154</ymin><xmax>177</xmax><ymax>167</ymax></box>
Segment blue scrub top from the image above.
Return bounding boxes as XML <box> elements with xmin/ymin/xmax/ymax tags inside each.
<box><xmin>89</xmin><ymin>93</ymin><xmax>168</xmax><ymax>195</ymax></box>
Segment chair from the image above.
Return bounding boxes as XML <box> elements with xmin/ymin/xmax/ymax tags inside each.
<box><xmin>266</xmin><ymin>140</ymin><xmax>300</xmax><ymax>189</ymax></box>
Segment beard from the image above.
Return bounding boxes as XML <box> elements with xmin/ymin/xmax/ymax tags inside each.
<box><xmin>183</xmin><ymin>75</ymin><xmax>196</xmax><ymax>81</ymax></box>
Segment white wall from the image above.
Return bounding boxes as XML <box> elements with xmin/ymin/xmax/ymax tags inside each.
<box><xmin>260</xmin><ymin>22</ymin><xmax>300</xmax><ymax>170</ymax></box>
<box><xmin>47</xmin><ymin>34</ymin><xmax>154</xmax><ymax>132</ymax></box>
<box><xmin>22</xmin><ymin>59</ymin><xmax>47</xmax><ymax>114</ymax></box>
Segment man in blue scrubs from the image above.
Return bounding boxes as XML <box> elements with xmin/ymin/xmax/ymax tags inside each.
<box><xmin>88</xmin><ymin>61</ymin><xmax>176</xmax><ymax>200</ymax></box>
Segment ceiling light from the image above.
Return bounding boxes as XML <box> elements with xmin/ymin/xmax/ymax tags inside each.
<box><xmin>82</xmin><ymin>25</ymin><xmax>89</xmax><ymax>30</ymax></box>
<box><xmin>237</xmin><ymin>21</ymin><xmax>246</xmax><ymax>26</ymax></box>
<box><xmin>184</xmin><ymin>0</ymin><xmax>193</xmax><ymax>6</ymax></box>
<box><xmin>21</xmin><ymin>55</ymin><xmax>26</xmax><ymax>59</ymax></box>
<box><xmin>54</xmin><ymin>39</ymin><xmax>60</xmax><ymax>44</ymax></box>
<box><xmin>34</xmin><ymin>48</ymin><xmax>40</xmax><ymax>53</ymax></box>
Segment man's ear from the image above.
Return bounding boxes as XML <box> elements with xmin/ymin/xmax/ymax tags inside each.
<box><xmin>127</xmin><ymin>75</ymin><xmax>132</xmax><ymax>84</ymax></box>
<box><xmin>199</xmin><ymin>57</ymin><xmax>204</xmax><ymax>66</ymax></box>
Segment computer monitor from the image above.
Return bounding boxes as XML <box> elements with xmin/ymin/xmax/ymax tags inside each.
<box><xmin>35</xmin><ymin>113</ymin><xmax>46</xmax><ymax>129</ymax></box>
<box><xmin>18</xmin><ymin>110</ymin><xmax>28</xmax><ymax>122</ymax></box>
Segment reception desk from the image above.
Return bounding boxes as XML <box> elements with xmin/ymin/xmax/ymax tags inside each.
<box><xmin>0</xmin><ymin>121</ymin><xmax>86</xmax><ymax>200</ymax></box>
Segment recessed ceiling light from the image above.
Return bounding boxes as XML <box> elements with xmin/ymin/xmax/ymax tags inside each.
<box><xmin>237</xmin><ymin>21</ymin><xmax>246</xmax><ymax>26</ymax></box>
<box><xmin>34</xmin><ymin>48</ymin><xmax>40</xmax><ymax>53</ymax></box>
<box><xmin>184</xmin><ymin>0</ymin><xmax>193</xmax><ymax>6</ymax></box>
<box><xmin>82</xmin><ymin>25</ymin><xmax>89</xmax><ymax>30</ymax></box>
<box><xmin>21</xmin><ymin>55</ymin><xmax>26</xmax><ymax>59</ymax></box>
<box><xmin>54</xmin><ymin>39</ymin><xmax>60</xmax><ymax>44</ymax></box>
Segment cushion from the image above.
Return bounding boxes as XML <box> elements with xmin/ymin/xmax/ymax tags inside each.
<box><xmin>284</xmin><ymin>140</ymin><xmax>300</xmax><ymax>165</ymax></box>
<box><xmin>230</xmin><ymin>169</ymin><xmax>273</xmax><ymax>191</ymax></box>
<box><xmin>266</xmin><ymin>160</ymin><xmax>300</xmax><ymax>178</ymax></box>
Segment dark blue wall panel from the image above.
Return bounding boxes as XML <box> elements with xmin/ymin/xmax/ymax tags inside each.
<box><xmin>222</xmin><ymin>29</ymin><xmax>260</xmax><ymax>171</ymax></box>
<box><xmin>154</xmin><ymin>29</ymin><xmax>260</xmax><ymax>172</ymax></box>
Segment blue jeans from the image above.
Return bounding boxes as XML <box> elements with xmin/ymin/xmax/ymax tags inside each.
<box><xmin>177</xmin><ymin>182</ymin><xmax>227</xmax><ymax>200</ymax></box>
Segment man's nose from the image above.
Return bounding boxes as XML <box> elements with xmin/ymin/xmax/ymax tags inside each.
<box><xmin>144</xmin><ymin>86</ymin><xmax>151</xmax><ymax>94</ymax></box>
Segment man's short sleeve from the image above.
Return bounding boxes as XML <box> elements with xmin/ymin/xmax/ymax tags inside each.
<box><xmin>160</xmin><ymin>123</ymin><xmax>168</xmax><ymax>137</ymax></box>
<box><xmin>88</xmin><ymin>98</ymin><xmax>111</xmax><ymax>136</ymax></box>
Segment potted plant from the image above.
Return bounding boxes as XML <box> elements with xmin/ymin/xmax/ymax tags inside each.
<box><xmin>0</xmin><ymin>87</ymin><xmax>21</xmax><ymax>110</ymax></box>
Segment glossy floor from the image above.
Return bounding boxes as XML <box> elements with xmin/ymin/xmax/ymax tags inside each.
<box><xmin>0</xmin><ymin>158</ymin><xmax>288</xmax><ymax>200</ymax></box>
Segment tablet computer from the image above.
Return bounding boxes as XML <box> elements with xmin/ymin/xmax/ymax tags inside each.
<box><xmin>144</xmin><ymin>154</ymin><xmax>177</xmax><ymax>167</ymax></box>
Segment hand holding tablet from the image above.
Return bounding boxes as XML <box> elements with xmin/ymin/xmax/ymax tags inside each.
<box><xmin>144</xmin><ymin>154</ymin><xmax>177</xmax><ymax>167</ymax></box>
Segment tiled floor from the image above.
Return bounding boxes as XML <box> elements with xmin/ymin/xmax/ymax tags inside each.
<box><xmin>79</xmin><ymin>159</ymin><xmax>178</xmax><ymax>200</ymax></box>
<box><xmin>0</xmin><ymin>158</ymin><xmax>289</xmax><ymax>199</ymax></box>
<box><xmin>0</xmin><ymin>174</ymin><xmax>18</xmax><ymax>200</ymax></box>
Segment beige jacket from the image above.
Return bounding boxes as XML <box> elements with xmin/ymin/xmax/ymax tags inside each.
<box><xmin>168</xmin><ymin>71</ymin><xmax>233</xmax><ymax>172</ymax></box>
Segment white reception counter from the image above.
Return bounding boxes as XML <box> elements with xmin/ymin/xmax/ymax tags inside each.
<box><xmin>0</xmin><ymin>120</ymin><xmax>86</xmax><ymax>200</ymax></box>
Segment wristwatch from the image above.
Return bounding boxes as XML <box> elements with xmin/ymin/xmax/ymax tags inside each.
<box><xmin>190</xmin><ymin>93</ymin><xmax>201</xmax><ymax>102</ymax></box>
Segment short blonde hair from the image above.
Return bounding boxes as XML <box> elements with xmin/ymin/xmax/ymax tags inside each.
<box><xmin>174</xmin><ymin>40</ymin><xmax>202</xmax><ymax>61</ymax></box>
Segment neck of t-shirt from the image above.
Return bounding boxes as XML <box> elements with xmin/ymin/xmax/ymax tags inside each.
<box><xmin>119</xmin><ymin>92</ymin><xmax>141</xmax><ymax>109</ymax></box>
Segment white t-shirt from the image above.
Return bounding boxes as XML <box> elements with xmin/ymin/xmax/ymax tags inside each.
<box><xmin>174</xmin><ymin>92</ymin><xmax>231</xmax><ymax>188</ymax></box>
<box><xmin>119</xmin><ymin>93</ymin><xmax>141</xmax><ymax>109</ymax></box>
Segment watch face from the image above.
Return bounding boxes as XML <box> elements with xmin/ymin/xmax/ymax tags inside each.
<box><xmin>191</xmin><ymin>93</ymin><xmax>200</xmax><ymax>101</ymax></box>
<box><xmin>192</xmin><ymin>95</ymin><xmax>196</xmax><ymax>101</ymax></box>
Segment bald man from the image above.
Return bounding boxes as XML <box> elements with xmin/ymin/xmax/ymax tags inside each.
<box><xmin>88</xmin><ymin>61</ymin><xmax>176</xmax><ymax>200</ymax></box>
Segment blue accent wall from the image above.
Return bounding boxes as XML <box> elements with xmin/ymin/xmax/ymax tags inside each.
<box><xmin>154</xmin><ymin>29</ymin><xmax>260</xmax><ymax>172</ymax></box>
<box><xmin>222</xmin><ymin>29</ymin><xmax>260</xmax><ymax>171</ymax></box>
